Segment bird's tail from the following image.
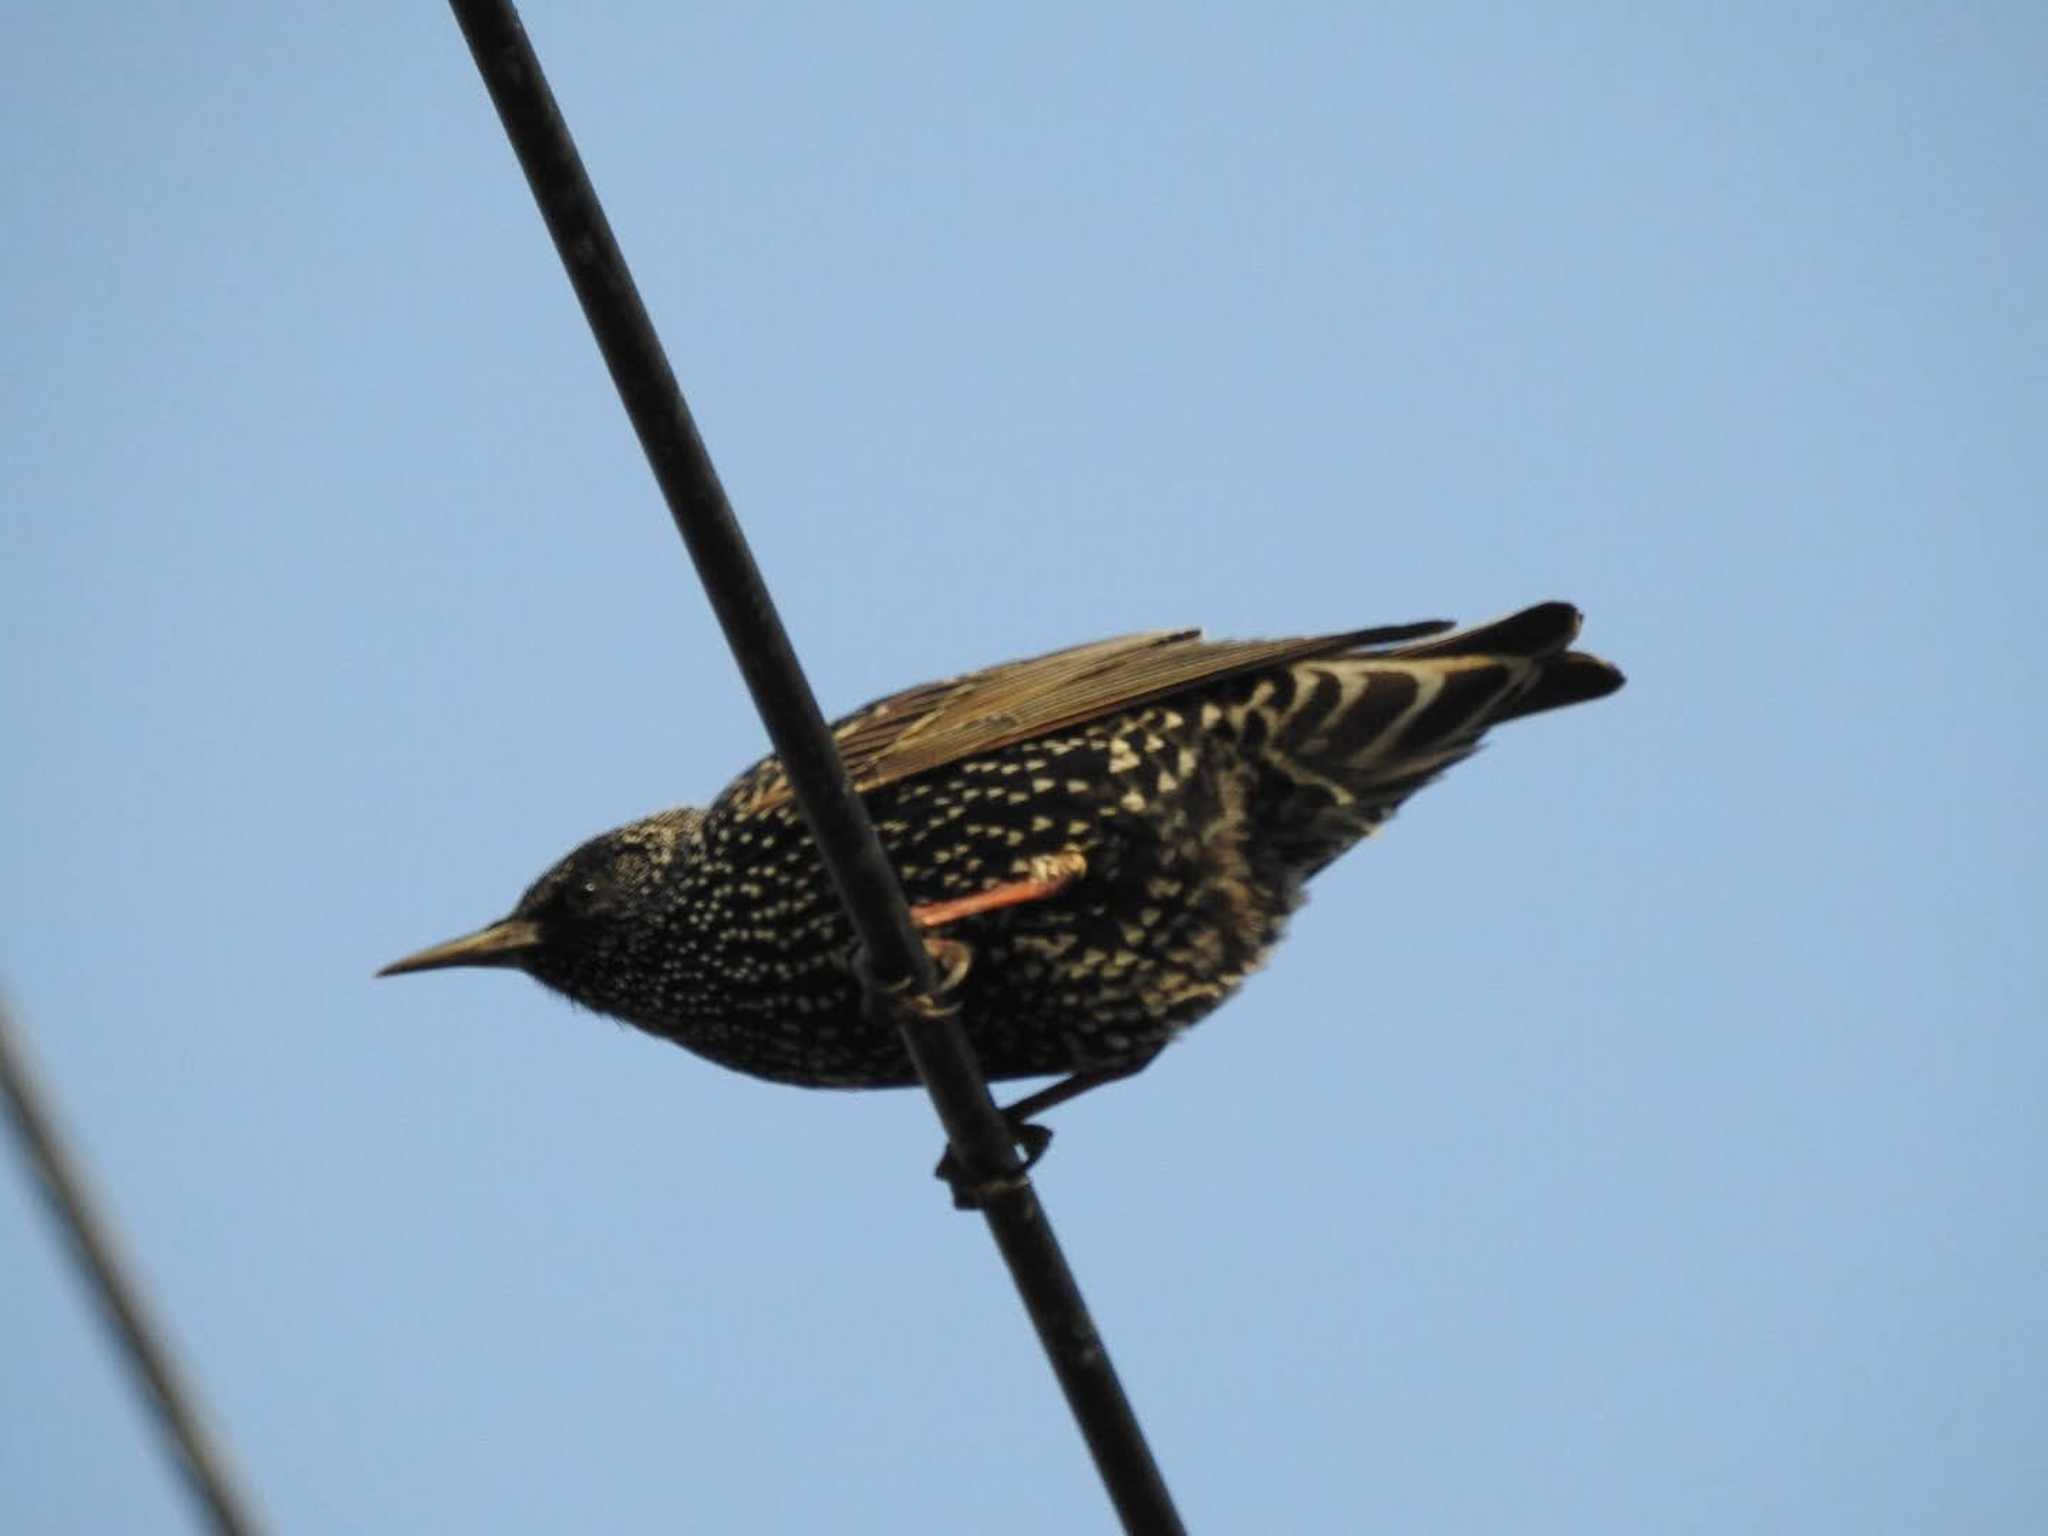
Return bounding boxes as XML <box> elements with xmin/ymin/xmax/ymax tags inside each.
<box><xmin>1233</xmin><ymin>602</ymin><xmax>1623</xmax><ymax>872</ymax></box>
<box><xmin>1379</xmin><ymin>600</ymin><xmax>1625</xmax><ymax>724</ymax></box>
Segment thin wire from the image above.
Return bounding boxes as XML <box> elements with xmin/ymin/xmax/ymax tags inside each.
<box><xmin>442</xmin><ymin>3</ymin><xmax>1186</xmax><ymax>1529</ymax></box>
<box><xmin>0</xmin><ymin>1000</ymin><xmax>266</xmax><ymax>1536</ymax></box>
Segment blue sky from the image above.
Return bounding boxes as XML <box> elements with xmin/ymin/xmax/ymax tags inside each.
<box><xmin>5</xmin><ymin>5</ymin><xmax>2043</xmax><ymax>1531</ymax></box>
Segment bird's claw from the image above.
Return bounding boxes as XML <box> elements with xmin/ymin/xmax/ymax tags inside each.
<box><xmin>922</xmin><ymin>935</ymin><xmax>973</xmax><ymax>994</ymax></box>
<box><xmin>935</xmin><ymin>1120</ymin><xmax>1054</xmax><ymax>1210</ymax></box>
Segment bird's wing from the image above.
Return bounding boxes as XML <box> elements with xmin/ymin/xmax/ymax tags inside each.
<box><xmin>732</xmin><ymin>618</ymin><xmax>1455</xmax><ymax>815</ymax></box>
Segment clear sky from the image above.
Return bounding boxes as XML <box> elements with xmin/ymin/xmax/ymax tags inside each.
<box><xmin>5</xmin><ymin>5</ymin><xmax>2043</xmax><ymax>1532</ymax></box>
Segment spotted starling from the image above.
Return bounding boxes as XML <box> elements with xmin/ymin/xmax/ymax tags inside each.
<box><xmin>381</xmin><ymin>601</ymin><xmax>1622</xmax><ymax>1123</ymax></box>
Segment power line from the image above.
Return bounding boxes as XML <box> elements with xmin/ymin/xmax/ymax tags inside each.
<box><xmin>0</xmin><ymin>1001</ymin><xmax>266</xmax><ymax>1536</ymax></box>
<box><xmin>443</xmin><ymin>3</ymin><xmax>1184</xmax><ymax>1529</ymax></box>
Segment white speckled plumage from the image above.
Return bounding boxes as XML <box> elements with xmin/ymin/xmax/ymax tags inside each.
<box><xmin>384</xmin><ymin>603</ymin><xmax>1623</xmax><ymax>1092</ymax></box>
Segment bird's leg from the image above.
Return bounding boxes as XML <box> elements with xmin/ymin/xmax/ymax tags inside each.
<box><xmin>907</xmin><ymin>848</ymin><xmax>1086</xmax><ymax>995</ymax></box>
<box><xmin>995</xmin><ymin>1064</ymin><xmax>1145</xmax><ymax>1125</ymax></box>
<box><xmin>934</xmin><ymin>1063</ymin><xmax>1150</xmax><ymax>1209</ymax></box>
<box><xmin>906</xmin><ymin>849</ymin><xmax>1087</xmax><ymax>930</ymax></box>
<box><xmin>902</xmin><ymin>848</ymin><xmax>1104</xmax><ymax>1206</ymax></box>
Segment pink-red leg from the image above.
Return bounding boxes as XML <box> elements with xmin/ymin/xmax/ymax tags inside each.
<box><xmin>907</xmin><ymin>849</ymin><xmax>1087</xmax><ymax>930</ymax></box>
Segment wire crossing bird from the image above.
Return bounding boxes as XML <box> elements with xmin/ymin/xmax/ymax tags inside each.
<box><xmin>381</xmin><ymin>601</ymin><xmax>1623</xmax><ymax>1135</ymax></box>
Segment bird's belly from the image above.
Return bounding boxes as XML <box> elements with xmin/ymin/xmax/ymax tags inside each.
<box><xmin>654</xmin><ymin>794</ymin><xmax>1293</xmax><ymax>1089</ymax></box>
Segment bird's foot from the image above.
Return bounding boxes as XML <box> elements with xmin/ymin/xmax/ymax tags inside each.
<box><xmin>934</xmin><ymin>1118</ymin><xmax>1055</xmax><ymax>1210</ymax></box>
<box><xmin>921</xmin><ymin>935</ymin><xmax>973</xmax><ymax>993</ymax></box>
<box><xmin>928</xmin><ymin>1061</ymin><xmax>1152</xmax><ymax>1208</ymax></box>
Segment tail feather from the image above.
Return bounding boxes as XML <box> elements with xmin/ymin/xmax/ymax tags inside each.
<box><xmin>1379</xmin><ymin>601</ymin><xmax>1625</xmax><ymax>725</ymax></box>
<box><xmin>1495</xmin><ymin>650</ymin><xmax>1626</xmax><ymax>722</ymax></box>
<box><xmin>1239</xmin><ymin>602</ymin><xmax>1623</xmax><ymax>877</ymax></box>
<box><xmin>1387</xmin><ymin>599</ymin><xmax>1586</xmax><ymax>662</ymax></box>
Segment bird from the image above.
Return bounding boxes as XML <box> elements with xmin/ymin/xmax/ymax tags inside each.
<box><xmin>380</xmin><ymin>601</ymin><xmax>1622</xmax><ymax>1141</ymax></box>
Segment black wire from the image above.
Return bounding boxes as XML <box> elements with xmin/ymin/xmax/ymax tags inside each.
<box><xmin>443</xmin><ymin>4</ymin><xmax>1185</xmax><ymax>1530</ymax></box>
<box><xmin>0</xmin><ymin>1002</ymin><xmax>266</xmax><ymax>1536</ymax></box>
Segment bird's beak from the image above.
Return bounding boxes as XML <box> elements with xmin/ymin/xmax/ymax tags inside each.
<box><xmin>376</xmin><ymin>918</ymin><xmax>543</xmax><ymax>977</ymax></box>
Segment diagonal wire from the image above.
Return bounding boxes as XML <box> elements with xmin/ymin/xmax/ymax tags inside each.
<box><xmin>0</xmin><ymin>1000</ymin><xmax>266</xmax><ymax>1536</ymax></box>
<box><xmin>443</xmin><ymin>3</ymin><xmax>1185</xmax><ymax>1530</ymax></box>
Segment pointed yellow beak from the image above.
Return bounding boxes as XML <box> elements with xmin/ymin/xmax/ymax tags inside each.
<box><xmin>376</xmin><ymin>918</ymin><xmax>544</xmax><ymax>977</ymax></box>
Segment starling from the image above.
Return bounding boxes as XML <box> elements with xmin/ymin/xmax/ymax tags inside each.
<box><xmin>381</xmin><ymin>601</ymin><xmax>1622</xmax><ymax>1127</ymax></box>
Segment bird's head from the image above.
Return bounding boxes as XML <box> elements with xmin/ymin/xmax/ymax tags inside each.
<box><xmin>377</xmin><ymin>807</ymin><xmax>708</xmax><ymax>1012</ymax></box>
